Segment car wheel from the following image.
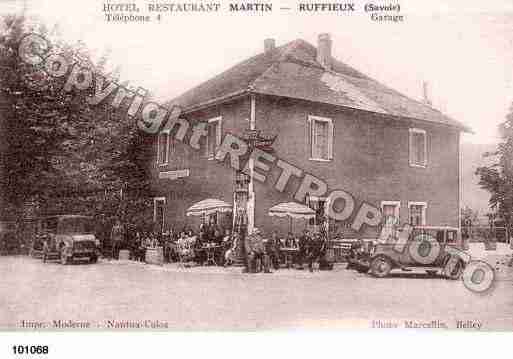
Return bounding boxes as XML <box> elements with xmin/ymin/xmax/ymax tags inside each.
<box><xmin>370</xmin><ymin>256</ymin><xmax>392</xmax><ymax>278</ymax></box>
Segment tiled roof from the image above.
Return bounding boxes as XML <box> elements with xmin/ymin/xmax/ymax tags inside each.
<box><xmin>167</xmin><ymin>39</ymin><xmax>469</xmax><ymax>131</ymax></box>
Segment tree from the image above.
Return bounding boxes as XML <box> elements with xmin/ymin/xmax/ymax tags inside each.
<box><xmin>461</xmin><ymin>206</ymin><xmax>479</xmax><ymax>226</ymax></box>
<box><xmin>476</xmin><ymin>103</ymin><xmax>513</xmax><ymax>244</ymax></box>
<box><xmin>0</xmin><ymin>15</ymin><xmax>79</xmax><ymax>215</ymax></box>
<box><xmin>0</xmin><ymin>14</ymin><xmax>155</xmax><ymax>227</ymax></box>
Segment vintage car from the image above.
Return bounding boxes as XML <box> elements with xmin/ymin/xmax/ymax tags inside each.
<box><xmin>35</xmin><ymin>215</ymin><xmax>99</xmax><ymax>264</ymax></box>
<box><xmin>351</xmin><ymin>226</ymin><xmax>468</xmax><ymax>279</ymax></box>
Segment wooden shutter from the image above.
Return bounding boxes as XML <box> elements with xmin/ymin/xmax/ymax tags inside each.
<box><xmin>328</xmin><ymin>120</ymin><xmax>334</xmax><ymax>160</ymax></box>
<box><xmin>216</xmin><ymin>119</ymin><xmax>222</xmax><ymax>151</ymax></box>
<box><xmin>307</xmin><ymin>117</ymin><xmax>313</xmax><ymax>158</ymax></box>
<box><xmin>155</xmin><ymin>135</ymin><xmax>160</xmax><ymax>165</ymax></box>
<box><xmin>311</xmin><ymin>119</ymin><xmax>319</xmax><ymax>159</ymax></box>
<box><xmin>164</xmin><ymin>133</ymin><xmax>169</xmax><ymax>163</ymax></box>
<box><xmin>409</xmin><ymin>130</ymin><xmax>414</xmax><ymax>165</ymax></box>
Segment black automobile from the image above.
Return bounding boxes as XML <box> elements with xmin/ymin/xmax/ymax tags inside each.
<box><xmin>33</xmin><ymin>215</ymin><xmax>100</xmax><ymax>264</ymax></box>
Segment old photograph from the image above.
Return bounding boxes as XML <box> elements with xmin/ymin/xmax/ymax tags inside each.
<box><xmin>0</xmin><ymin>0</ymin><xmax>512</xmax><ymax>333</ymax></box>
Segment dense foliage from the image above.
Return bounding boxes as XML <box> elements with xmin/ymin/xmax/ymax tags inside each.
<box><xmin>0</xmin><ymin>14</ymin><xmax>154</xmax><ymax>225</ymax></box>
<box><xmin>476</xmin><ymin>102</ymin><xmax>513</xmax><ymax>240</ymax></box>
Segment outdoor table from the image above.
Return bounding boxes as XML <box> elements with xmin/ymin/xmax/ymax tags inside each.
<box><xmin>202</xmin><ymin>244</ymin><xmax>221</xmax><ymax>266</ymax></box>
<box><xmin>281</xmin><ymin>247</ymin><xmax>299</xmax><ymax>268</ymax></box>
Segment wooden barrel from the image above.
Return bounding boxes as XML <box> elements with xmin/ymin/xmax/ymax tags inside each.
<box><xmin>119</xmin><ymin>249</ymin><xmax>130</xmax><ymax>260</ymax></box>
<box><xmin>145</xmin><ymin>247</ymin><xmax>164</xmax><ymax>265</ymax></box>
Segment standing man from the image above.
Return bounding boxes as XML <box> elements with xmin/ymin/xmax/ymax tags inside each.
<box><xmin>306</xmin><ymin>232</ymin><xmax>323</xmax><ymax>272</ymax></box>
<box><xmin>297</xmin><ymin>229</ymin><xmax>311</xmax><ymax>270</ymax></box>
<box><xmin>111</xmin><ymin>219</ymin><xmax>124</xmax><ymax>260</ymax></box>
<box><xmin>265</xmin><ymin>231</ymin><xmax>282</xmax><ymax>270</ymax></box>
<box><xmin>244</xmin><ymin>228</ymin><xmax>270</xmax><ymax>273</ymax></box>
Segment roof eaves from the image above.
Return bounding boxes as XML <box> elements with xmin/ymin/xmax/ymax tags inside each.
<box><xmin>175</xmin><ymin>89</ymin><xmax>250</xmax><ymax>115</ymax></box>
<box><xmin>251</xmin><ymin>89</ymin><xmax>471</xmax><ymax>132</ymax></box>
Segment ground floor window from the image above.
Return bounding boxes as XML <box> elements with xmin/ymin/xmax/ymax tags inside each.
<box><xmin>380</xmin><ymin>201</ymin><xmax>400</xmax><ymax>223</ymax></box>
<box><xmin>153</xmin><ymin>197</ymin><xmax>166</xmax><ymax>232</ymax></box>
<box><xmin>408</xmin><ymin>201</ymin><xmax>427</xmax><ymax>226</ymax></box>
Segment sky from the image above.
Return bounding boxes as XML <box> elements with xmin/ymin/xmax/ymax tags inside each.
<box><xmin>2</xmin><ymin>0</ymin><xmax>513</xmax><ymax>144</ymax></box>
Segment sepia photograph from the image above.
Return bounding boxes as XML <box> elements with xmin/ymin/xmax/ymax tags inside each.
<box><xmin>0</xmin><ymin>0</ymin><xmax>512</xmax><ymax>338</ymax></box>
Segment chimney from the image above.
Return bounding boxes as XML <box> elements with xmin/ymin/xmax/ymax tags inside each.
<box><xmin>317</xmin><ymin>33</ymin><xmax>332</xmax><ymax>71</ymax></box>
<box><xmin>264</xmin><ymin>38</ymin><xmax>275</xmax><ymax>53</ymax></box>
<box><xmin>422</xmin><ymin>81</ymin><xmax>432</xmax><ymax>106</ymax></box>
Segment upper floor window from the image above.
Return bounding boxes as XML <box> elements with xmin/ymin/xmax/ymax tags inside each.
<box><xmin>157</xmin><ymin>131</ymin><xmax>169</xmax><ymax>165</ymax></box>
<box><xmin>408</xmin><ymin>201</ymin><xmax>427</xmax><ymax>226</ymax></box>
<box><xmin>308</xmin><ymin>115</ymin><xmax>333</xmax><ymax>161</ymax></box>
<box><xmin>206</xmin><ymin>117</ymin><xmax>222</xmax><ymax>159</ymax></box>
<box><xmin>409</xmin><ymin>128</ymin><xmax>427</xmax><ymax>167</ymax></box>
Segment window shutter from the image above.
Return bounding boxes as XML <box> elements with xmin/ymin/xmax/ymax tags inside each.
<box><xmin>409</xmin><ymin>130</ymin><xmax>414</xmax><ymax>165</ymax></box>
<box><xmin>420</xmin><ymin>133</ymin><xmax>426</xmax><ymax>165</ymax></box>
<box><xmin>216</xmin><ymin>119</ymin><xmax>222</xmax><ymax>150</ymax></box>
<box><xmin>328</xmin><ymin>120</ymin><xmax>334</xmax><ymax>160</ymax></box>
<box><xmin>312</xmin><ymin>119</ymin><xmax>319</xmax><ymax>159</ymax></box>
<box><xmin>156</xmin><ymin>135</ymin><xmax>160</xmax><ymax>165</ymax></box>
<box><xmin>164</xmin><ymin>133</ymin><xmax>169</xmax><ymax>164</ymax></box>
<box><xmin>307</xmin><ymin>117</ymin><xmax>313</xmax><ymax>158</ymax></box>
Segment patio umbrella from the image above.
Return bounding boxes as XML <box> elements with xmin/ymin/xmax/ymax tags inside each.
<box><xmin>268</xmin><ymin>202</ymin><xmax>315</xmax><ymax>232</ymax></box>
<box><xmin>186</xmin><ymin>198</ymin><xmax>232</xmax><ymax>217</ymax></box>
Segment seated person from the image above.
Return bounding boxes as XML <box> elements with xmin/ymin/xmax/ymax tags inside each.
<box><xmin>177</xmin><ymin>231</ymin><xmax>194</xmax><ymax>262</ymax></box>
<box><xmin>213</xmin><ymin>227</ymin><xmax>224</xmax><ymax>245</ymax></box>
<box><xmin>224</xmin><ymin>231</ymin><xmax>239</xmax><ymax>267</ymax></box>
<box><xmin>284</xmin><ymin>232</ymin><xmax>297</xmax><ymax>248</ymax></box>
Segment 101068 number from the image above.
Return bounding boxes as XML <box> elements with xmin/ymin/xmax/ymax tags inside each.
<box><xmin>12</xmin><ymin>345</ymin><xmax>48</xmax><ymax>355</ymax></box>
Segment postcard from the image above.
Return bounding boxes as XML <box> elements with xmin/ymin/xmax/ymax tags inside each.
<box><xmin>0</xmin><ymin>0</ymin><xmax>512</xmax><ymax>339</ymax></box>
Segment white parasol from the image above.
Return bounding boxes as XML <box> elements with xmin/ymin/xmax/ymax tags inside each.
<box><xmin>268</xmin><ymin>202</ymin><xmax>315</xmax><ymax>232</ymax></box>
<box><xmin>186</xmin><ymin>198</ymin><xmax>232</xmax><ymax>217</ymax></box>
<box><xmin>268</xmin><ymin>202</ymin><xmax>316</xmax><ymax>219</ymax></box>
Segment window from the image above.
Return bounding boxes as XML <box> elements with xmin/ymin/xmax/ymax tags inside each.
<box><xmin>409</xmin><ymin>128</ymin><xmax>427</xmax><ymax>167</ymax></box>
<box><xmin>153</xmin><ymin>197</ymin><xmax>166</xmax><ymax>232</ymax></box>
<box><xmin>308</xmin><ymin>115</ymin><xmax>333</xmax><ymax>161</ymax></box>
<box><xmin>381</xmin><ymin>201</ymin><xmax>400</xmax><ymax>222</ymax></box>
<box><xmin>446</xmin><ymin>230</ymin><xmax>457</xmax><ymax>243</ymax></box>
<box><xmin>408</xmin><ymin>201</ymin><xmax>427</xmax><ymax>226</ymax></box>
<box><xmin>206</xmin><ymin>117</ymin><xmax>222</xmax><ymax>159</ymax></box>
<box><xmin>307</xmin><ymin>196</ymin><xmax>326</xmax><ymax>226</ymax></box>
<box><xmin>157</xmin><ymin>131</ymin><xmax>169</xmax><ymax>165</ymax></box>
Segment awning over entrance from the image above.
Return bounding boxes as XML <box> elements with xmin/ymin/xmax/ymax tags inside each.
<box><xmin>186</xmin><ymin>198</ymin><xmax>233</xmax><ymax>217</ymax></box>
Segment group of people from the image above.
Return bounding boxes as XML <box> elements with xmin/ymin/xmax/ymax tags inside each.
<box><xmin>244</xmin><ymin>228</ymin><xmax>331</xmax><ymax>273</ymax></box>
<box><xmin>106</xmin><ymin>219</ymin><xmax>331</xmax><ymax>272</ymax></box>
